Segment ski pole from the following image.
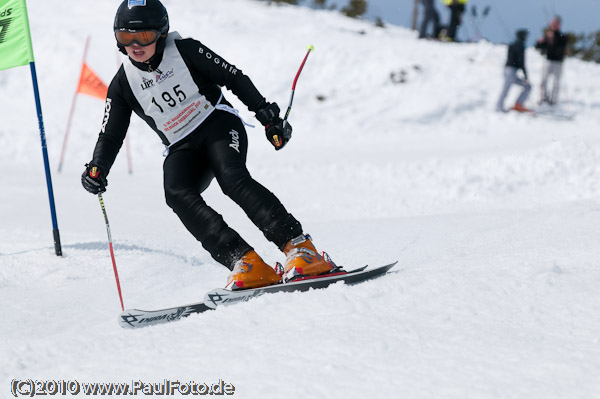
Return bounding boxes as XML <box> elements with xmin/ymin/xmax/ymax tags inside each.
<box><xmin>98</xmin><ymin>193</ymin><xmax>125</xmax><ymax>311</ymax></box>
<box><xmin>283</xmin><ymin>45</ymin><xmax>314</xmax><ymax>126</ymax></box>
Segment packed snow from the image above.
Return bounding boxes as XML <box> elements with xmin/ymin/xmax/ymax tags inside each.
<box><xmin>1</xmin><ymin>0</ymin><xmax>600</xmax><ymax>398</ymax></box>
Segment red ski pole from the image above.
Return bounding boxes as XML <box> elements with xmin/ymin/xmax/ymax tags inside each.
<box><xmin>98</xmin><ymin>193</ymin><xmax>125</xmax><ymax>311</ymax></box>
<box><xmin>283</xmin><ymin>45</ymin><xmax>314</xmax><ymax>126</ymax></box>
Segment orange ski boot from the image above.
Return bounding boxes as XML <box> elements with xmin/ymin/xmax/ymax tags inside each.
<box><xmin>512</xmin><ymin>103</ymin><xmax>533</xmax><ymax>113</ymax></box>
<box><xmin>282</xmin><ymin>234</ymin><xmax>334</xmax><ymax>283</ymax></box>
<box><xmin>225</xmin><ymin>250</ymin><xmax>282</xmax><ymax>290</ymax></box>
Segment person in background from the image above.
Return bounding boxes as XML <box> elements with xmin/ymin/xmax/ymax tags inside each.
<box><xmin>535</xmin><ymin>16</ymin><xmax>569</xmax><ymax>105</ymax></box>
<box><xmin>496</xmin><ymin>29</ymin><xmax>532</xmax><ymax>113</ymax></box>
<box><xmin>419</xmin><ymin>0</ymin><xmax>441</xmax><ymax>39</ymax></box>
<box><xmin>443</xmin><ymin>0</ymin><xmax>468</xmax><ymax>41</ymax></box>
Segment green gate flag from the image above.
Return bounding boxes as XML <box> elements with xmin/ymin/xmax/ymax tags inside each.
<box><xmin>0</xmin><ymin>0</ymin><xmax>34</xmax><ymax>71</ymax></box>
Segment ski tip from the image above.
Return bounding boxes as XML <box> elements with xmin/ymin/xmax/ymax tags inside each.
<box><xmin>307</xmin><ymin>44</ymin><xmax>315</xmax><ymax>52</ymax></box>
<box><xmin>373</xmin><ymin>261</ymin><xmax>398</xmax><ymax>274</ymax></box>
<box><xmin>384</xmin><ymin>261</ymin><xmax>399</xmax><ymax>271</ymax></box>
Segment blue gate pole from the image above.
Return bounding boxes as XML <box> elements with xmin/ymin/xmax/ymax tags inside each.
<box><xmin>29</xmin><ymin>61</ymin><xmax>62</xmax><ymax>256</ymax></box>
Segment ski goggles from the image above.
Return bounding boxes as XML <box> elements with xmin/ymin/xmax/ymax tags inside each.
<box><xmin>115</xmin><ymin>29</ymin><xmax>161</xmax><ymax>47</ymax></box>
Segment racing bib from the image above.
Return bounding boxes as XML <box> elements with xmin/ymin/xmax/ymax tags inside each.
<box><xmin>124</xmin><ymin>32</ymin><xmax>216</xmax><ymax>146</ymax></box>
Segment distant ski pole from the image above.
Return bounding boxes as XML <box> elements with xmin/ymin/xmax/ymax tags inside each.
<box><xmin>98</xmin><ymin>193</ymin><xmax>125</xmax><ymax>311</ymax></box>
<box><xmin>283</xmin><ymin>45</ymin><xmax>314</xmax><ymax>126</ymax></box>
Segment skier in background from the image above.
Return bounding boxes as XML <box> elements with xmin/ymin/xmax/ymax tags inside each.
<box><xmin>443</xmin><ymin>0</ymin><xmax>468</xmax><ymax>41</ymax></box>
<box><xmin>81</xmin><ymin>0</ymin><xmax>334</xmax><ymax>290</ymax></box>
<box><xmin>419</xmin><ymin>0</ymin><xmax>441</xmax><ymax>39</ymax></box>
<box><xmin>535</xmin><ymin>16</ymin><xmax>569</xmax><ymax>105</ymax></box>
<box><xmin>496</xmin><ymin>29</ymin><xmax>532</xmax><ymax>113</ymax></box>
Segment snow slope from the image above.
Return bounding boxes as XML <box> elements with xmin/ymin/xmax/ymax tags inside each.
<box><xmin>1</xmin><ymin>0</ymin><xmax>600</xmax><ymax>398</ymax></box>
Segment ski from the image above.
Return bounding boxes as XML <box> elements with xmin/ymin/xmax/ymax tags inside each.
<box><xmin>532</xmin><ymin>109</ymin><xmax>575</xmax><ymax>121</ymax></box>
<box><xmin>509</xmin><ymin>107</ymin><xmax>575</xmax><ymax>121</ymax></box>
<box><xmin>531</xmin><ymin>104</ymin><xmax>576</xmax><ymax>120</ymax></box>
<box><xmin>118</xmin><ymin>262</ymin><xmax>397</xmax><ymax>329</ymax></box>
<box><xmin>119</xmin><ymin>302</ymin><xmax>212</xmax><ymax>329</ymax></box>
<box><xmin>203</xmin><ymin>262</ymin><xmax>397</xmax><ymax>309</ymax></box>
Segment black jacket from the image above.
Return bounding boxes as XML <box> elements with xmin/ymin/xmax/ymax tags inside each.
<box><xmin>506</xmin><ymin>39</ymin><xmax>528</xmax><ymax>80</ymax></box>
<box><xmin>92</xmin><ymin>37</ymin><xmax>267</xmax><ymax>173</ymax></box>
<box><xmin>535</xmin><ymin>30</ymin><xmax>568</xmax><ymax>61</ymax></box>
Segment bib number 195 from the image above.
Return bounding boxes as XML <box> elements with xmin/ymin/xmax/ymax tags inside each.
<box><xmin>152</xmin><ymin>84</ymin><xmax>187</xmax><ymax>113</ymax></box>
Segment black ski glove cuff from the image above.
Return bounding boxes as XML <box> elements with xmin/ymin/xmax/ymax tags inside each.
<box><xmin>255</xmin><ymin>102</ymin><xmax>281</xmax><ymax>127</ymax></box>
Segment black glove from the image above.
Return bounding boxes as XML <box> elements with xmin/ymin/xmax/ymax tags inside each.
<box><xmin>81</xmin><ymin>163</ymin><xmax>108</xmax><ymax>194</ymax></box>
<box><xmin>256</xmin><ymin>102</ymin><xmax>292</xmax><ymax>151</ymax></box>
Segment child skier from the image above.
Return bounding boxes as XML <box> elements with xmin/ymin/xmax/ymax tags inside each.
<box><xmin>81</xmin><ymin>0</ymin><xmax>333</xmax><ymax>290</ymax></box>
